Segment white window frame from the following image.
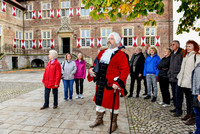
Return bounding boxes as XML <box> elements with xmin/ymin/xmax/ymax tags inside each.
<box><xmin>145</xmin><ymin>27</ymin><xmax>157</xmax><ymax>46</ymax></box>
<box><xmin>80</xmin><ymin>29</ymin><xmax>90</xmax><ymax>47</ymax></box>
<box><xmin>81</xmin><ymin>3</ymin><xmax>89</xmax><ymax>16</ymax></box>
<box><xmin>42</xmin><ymin>2</ymin><xmax>51</xmax><ymax>19</ymax></box>
<box><xmin>0</xmin><ymin>25</ymin><xmax>2</xmax><ymax>36</ymax></box>
<box><xmin>25</xmin><ymin>4</ymin><xmax>33</xmax><ymax>20</ymax></box>
<box><xmin>61</xmin><ymin>0</ymin><xmax>70</xmax><ymax>17</ymax></box>
<box><xmin>42</xmin><ymin>31</ymin><xmax>51</xmax><ymax>48</ymax></box>
<box><xmin>122</xmin><ymin>27</ymin><xmax>134</xmax><ymax>46</ymax></box>
<box><xmin>25</xmin><ymin>31</ymin><xmax>33</xmax><ymax>49</ymax></box>
<box><xmin>16</xmin><ymin>31</ymin><xmax>22</xmax><ymax>48</ymax></box>
<box><xmin>101</xmin><ymin>28</ymin><xmax>112</xmax><ymax>47</ymax></box>
<box><xmin>0</xmin><ymin>1</ymin><xmax>2</xmax><ymax>13</ymax></box>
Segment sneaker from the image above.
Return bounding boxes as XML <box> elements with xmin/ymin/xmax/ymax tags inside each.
<box><xmin>64</xmin><ymin>98</ymin><xmax>68</xmax><ymax>101</ymax></box>
<box><xmin>128</xmin><ymin>94</ymin><xmax>133</xmax><ymax>98</ymax></box>
<box><xmin>158</xmin><ymin>102</ymin><xmax>164</xmax><ymax>105</ymax></box>
<box><xmin>76</xmin><ymin>95</ymin><xmax>79</xmax><ymax>99</ymax></box>
<box><xmin>144</xmin><ymin>95</ymin><xmax>151</xmax><ymax>99</ymax></box>
<box><xmin>173</xmin><ymin>112</ymin><xmax>182</xmax><ymax>117</ymax></box>
<box><xmin>79</xmin><ymin>94</ymin><xmax>84</xmax><ymax>99</ymax></box>
<box><xmin>151</xmin><ymin>97</ymin><xmax>157</xmax><ymax>102</ymax></box>
<box><xmin>69</xmin><ymin>99</ymin><xmax>72</xmax><ymax>102</ymax></box>
<box><xmin>143</xmin><ymin>93</ymin><xmax>147</xmax><ymax>96</ymax></box>
<box><xmin>162</xmin><ymin>104</ymin><xmax>170</xmax><ymax>107</ymax></box>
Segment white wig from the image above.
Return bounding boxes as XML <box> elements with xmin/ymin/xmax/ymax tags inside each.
<box><xmin>49</xmin><ymin>50</ymin><xmax>58</xmax><ymax>59</ymax></box>
<box><xmin>107</xmin><ymin>32</ymin><xmax>121</xmax><ymax>46</ymax></box>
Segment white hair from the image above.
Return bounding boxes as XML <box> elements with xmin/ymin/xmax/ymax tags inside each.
<box><xmin>136</xmin><ymin>46</ymin><xmax>142</xmax><ymax>52</ymax></box>
<box><xmin>49</xmin><ymin>50</ymin><xmax>58</xmax><ymax>59</ymax></box>
<box><xmin>107</xmin><ymin>32</ymin><xmax>121</xmax><ymax>46</ymax></box>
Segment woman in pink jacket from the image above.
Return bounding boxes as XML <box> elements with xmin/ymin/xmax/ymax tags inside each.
<box><xmin>74</xmin><ymin>53</ymin><xmax>86</xmax><ymax>99</ymax></box>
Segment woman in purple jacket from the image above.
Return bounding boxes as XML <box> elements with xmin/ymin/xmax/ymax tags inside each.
<box><xmin>74</xmin><ymin>53</ymin><xmax>86</xmax><ymax>99</ymax></box>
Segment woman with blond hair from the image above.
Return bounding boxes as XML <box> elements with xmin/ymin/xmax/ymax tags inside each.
<box><xmin>41</xmin><ymin>50</ymin><xmax>61</xmax><ymax>110</ymax></box>
<box><xmin>143</xmin><ymin>46</ymin><xmax>161</xmax><ymax>102</ymax></box>
<box><xmin>74</xmin><ymin>53</ymin><xmax>86</xmax><ymax>99</ymax></box>
<box><xmin>62</xmin><ymin>53</ymin><xmax>77</xmax><ymax>101</ymax></box>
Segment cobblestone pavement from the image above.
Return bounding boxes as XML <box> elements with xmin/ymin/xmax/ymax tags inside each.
<box><xmin>0</xmin><ymin>70</ymin><xmax>129</xmax><ymax>134</ymax></box>
<box><xmin>0</xmin><ymin>70</ymin><xmax>196</xmax><ymax>134</ymax></box>
<box><xmin>125</xmin><ymin>76</ymin><xmax>196</xmax><ymax>134</ymax></box>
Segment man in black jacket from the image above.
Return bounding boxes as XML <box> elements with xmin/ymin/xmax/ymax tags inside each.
<box><xmin>168</xmin><ymin>40</ymin><xmax>183</xmax><ymax>116</ymax></box>
<box><xmin>128</xmin><ymin>47</ymin><xmax>145</xmax><ymax>98</ymax></box>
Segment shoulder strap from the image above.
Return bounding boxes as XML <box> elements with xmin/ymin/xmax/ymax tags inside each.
<box><xmin>194</xmin><ymin>54</ymin><xmax>196</xmax><ymax>64</ymax></box>
<box><xmin>62</xmin><ymin>61</ymin><xmax>65</xmax><ymax>71</ymax></box>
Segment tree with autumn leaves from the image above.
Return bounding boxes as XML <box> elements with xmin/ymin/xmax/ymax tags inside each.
<box><xmin>82</xmin><ymin>0</ymin><xmax>200</xmax><ymax>36</ymax></box>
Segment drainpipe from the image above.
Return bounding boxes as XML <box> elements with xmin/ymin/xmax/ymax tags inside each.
<box><xmin>23</xmin><ymin>10</ymin><xmax>25</xmax><ymax>54</ymax></box>
<box><xmin>168</xmin><ymin>0</ymin><xmax>171</xmax><ymax>47</ymax></box>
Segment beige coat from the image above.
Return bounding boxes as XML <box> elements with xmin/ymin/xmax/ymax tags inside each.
<box><xmin>177</xmin><ymin>51</ymin><xmax>200</xmax><ymax>88</ymax></box>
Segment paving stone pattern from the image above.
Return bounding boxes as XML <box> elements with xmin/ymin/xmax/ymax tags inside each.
<box><xmin>0</xmin><ymin>70</ymin><xmax>196</xmax><ymax>134</ymax></box>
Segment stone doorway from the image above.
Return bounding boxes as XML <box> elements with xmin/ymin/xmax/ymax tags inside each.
<box><xmin>62</xmin><ymin>38</ymin><xmax>70</xmax><ymax>53</ymax></box>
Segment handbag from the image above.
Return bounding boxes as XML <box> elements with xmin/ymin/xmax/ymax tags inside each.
<box><xmin>193</xmin><ymin>96</ymin><xmax>200</xmax><ymax>108</ymax></box>
<box><xmin>61</xmin><ymin>61</ymin><xmax>65</xmax><ymax>79</ymax></box>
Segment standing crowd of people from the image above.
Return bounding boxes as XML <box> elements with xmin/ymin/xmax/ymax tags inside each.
<box><xmin>39</xmin><ymin>32</ymin><xmax>200</xmax><ymax>133</ymax></box>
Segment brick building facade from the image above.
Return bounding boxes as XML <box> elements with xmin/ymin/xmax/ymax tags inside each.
<box><xmin>0</xmin><ymin>0</ymin><xmax>173</xmax><ymax>71</ymax></box>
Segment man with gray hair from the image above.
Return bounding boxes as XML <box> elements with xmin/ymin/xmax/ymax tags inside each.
<box><xmin>87</xmin><ymin>32</ymin><xmax>129</xmax><ymax>132</ymax></box>
<box><xmin>168</xmin><ymin>40</ymin><xmax>183</xmax><ymax>117</ymax></box>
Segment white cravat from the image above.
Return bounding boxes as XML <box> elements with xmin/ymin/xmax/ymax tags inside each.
<box><xmin>100</xmin><ymin>47</ymin><xmax>118</xmax><ymax>64</ymax></box>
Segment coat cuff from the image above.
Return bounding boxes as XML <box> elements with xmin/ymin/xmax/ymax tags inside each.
<box><xmin>113</xmin><ymin>77</ymin><xmax>127</xmax><ymax>96</ymax></box>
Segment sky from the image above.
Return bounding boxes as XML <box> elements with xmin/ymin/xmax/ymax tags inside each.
<box><xmin>173</xmin><ymin>1</ymin><xmax>200</xmax><ymax>48</ymax></box>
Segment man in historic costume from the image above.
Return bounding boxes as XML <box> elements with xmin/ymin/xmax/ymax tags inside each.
<box><xmin>87</xmin><ymin>32</ymin><xmax>129</xmax><ymax>132</ymax></box>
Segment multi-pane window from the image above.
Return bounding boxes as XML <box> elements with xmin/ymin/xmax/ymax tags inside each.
<box><xmin>61</xmin><ymin>0</ymin><xmax>70</xmax><ymax>17</ymax></box>
<box><xmin>81</xmin><ymin>3</ymin><xmax>89</xmax><ymax>16</ymax></box>
<box><xmin>16</xmin><ymin>31</ymin><xmax>22</xmax><ymax>48</ymax></box>
<box><xmin>0</xmin><ymin>1</ymin><xmax>2</xmax><ymax>12</ymax></box>
<box><xmin>145</xmin><ymin>27</ymin><xmax>156</xmax><ymax>45</ymax></box>
<box><xmin>81</xmin><ymin>29</ymin><xmax>90</xmax><ymax>47</ymax></box>
<box><xmin>25</xmin><ymin>32</ymin><xmax>33</xmax><ymax>48</ymax></box>
<box><xmin>25</xmin><ymin>4</ymin><xmax>32</xmax><ymax>19</ymax></box>
<box><xmin>101</xmin><ymin>28</ymin><xmax>111</xmax><ymax>47</ymax></box>
<box><xmin>42</xmin><ymin>31</ymin><xmax>51</xmax><ymax>48</ymax></box>
<box><xmin>16</xmin><ymin>8</ymin><xmax>22</xmax><ymax>19</ymax></box>
<box><xmin>123</xmin><ymin>28</ymin><xmax>133</xmax><ymax>46</ymax></box>
<box><xmin>42</xmin><ymin>2</ymin><xmax>51</xmax><ymax>18</ymax></box>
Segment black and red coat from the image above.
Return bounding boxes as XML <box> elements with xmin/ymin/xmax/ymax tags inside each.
<box><xmin>87</xmin><ymin>49</ymin><xmax>129</xmax><ymax>110</ymax></box>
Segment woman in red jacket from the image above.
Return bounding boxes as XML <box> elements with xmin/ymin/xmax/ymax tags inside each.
<box><xmin>40</xmin><ymin>50</ymin><xmax>61</xmax><ymax>110</ymax></box>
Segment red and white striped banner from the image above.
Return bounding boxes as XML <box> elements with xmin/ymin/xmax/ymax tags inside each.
<box><xmin>21</xmin><ymin>40</ymin><xmax>25</xmax><ymax>49</ymax></box>
<box><xmin>77</xmin><ymin>38</ymin><xmax>81</xmax><ymax>48</ymax></box>
<box><xmin>32</xmin><ymin>11</ymin><xmax>36</xmax><ymax>19</ymax></box>
<box><xmin>97</xmin><ymin>38</ymin><xmax>102</xmax><ymax>47</ymax></box>
<box><xmin>12</xmin><ymin>7</ymin><xmax>16</xmax><ymax>16</ymax></box>
<box><xmin>155</xmin><ymin>36</ymin><xmax>160</xmax><ymax>46</ymax></box>
<box><xmin>119</xmin><ymin>37</ymin><xmax>123</xmax><ymax>46</ymax></box>
<box><xmin>141</xmin><ymin>36</ymin><xmax>146</xmax><ymax>46</ymax></box>
<box><xmin>38</xmin><ymin>39</ymin><xmax>42</xmax><ymax>48</ymax></box>
<box><xmin>2</xmin><ymin>2</ymin><xmax>6</xmax><ymax>12</ymax></box>
<box><xmin>133</xmin><ymin>36</ymin><xmax>137</xmax><ymax>47</ymax></box>
<box><xmin>13</xmin><ymin>39</ymin><xmax>17</xmax><ymax>48</ymax></box>
<box><xmin>57</xmin><ymin>9</ymin><xmax>61</xmax><ymax>17</ymax></box>
<box><xmin>38</xmin><ymin>10</ymin><xmax>42</xmax><ymax>19</ymax></box>
<box><xmin>69</xmin><ymin>8</ymin><xmax>73</xmax><ymax>16</ymax></box>
<box><xmin>76</xmin><ymin>7</ymin><xmax>80</xmax><ymax>16</ymax></box>
<box><xmin>32</xmin><ymin>40</ymin><xmax>36</xmax><ymax>49</ymax></box>
<box><xmin>50</xmin><ymin>9</ymin><xmax>54</xmax><ymax>18</ymax></box>
<box><xmin>51</xmin><ymin>39</ymin><xmax>54</xmax><ymax>48</ymax></box>
<box><xmin>90</xmin><ymin>38</ymin><xmax>94</xmax><ymax>47</ymax></box>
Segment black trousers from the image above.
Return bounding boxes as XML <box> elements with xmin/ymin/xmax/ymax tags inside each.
<box><xmin>43</xmin><ymin>88</ymin><xmax>58</xmax><ymax>107</ymax></box>
<box><xmin>143</xmin><ymin>76</ymin><xmax>147</xmax><ymax>94</ymax></box>
<box><xmin>177</xmin><ymin>87</ymin><xmax>194</xmax><ymax>115</ymax></box>
<box><xmin>158</xmin><ymin>76</ymin><xmax>170</xmax><ymax>104</ymax></box>
<box><xmin>75</xmin><ymin>78</ymin><xmax>84</xmax><ymax>94</ymax></box>
<box><xmin>130</xmin><ymin>74</ymin><xmax>142</xmax><ymax>96</ymax></box>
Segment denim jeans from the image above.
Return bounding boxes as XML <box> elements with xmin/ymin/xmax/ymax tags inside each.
<box><xmin>171</xmin><ymin>82</ymin><xmax>178</xmax><ymax>107</ymax></box>
<box><xmin>146</xmin><ymin>74</ymin><xmax>158</xmax><ymax>98</ymax></box>
<box><xmin>176</xmin><ymin>86</ymin><xmax>184</xmax><ymax>114</ymax></box>
<box><xmin>43</xmin><ymin>88</ymin><xmax>58</xmax><ymax>107</ymax></box>
<box><xmin>62</xmin><ymin>79</ymin><xmax>74</xmax><ymax>100</ymax></box>
<box><xmin>193</xmin><ymin>96</ymin><xmax>200</xmax><ymax>134</ymax></box>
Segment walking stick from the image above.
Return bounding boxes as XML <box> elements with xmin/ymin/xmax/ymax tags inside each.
<box><xmin>110</xmin><ymin>88</ymin><xmax>116</xmax><ymax>134</ymax></box>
